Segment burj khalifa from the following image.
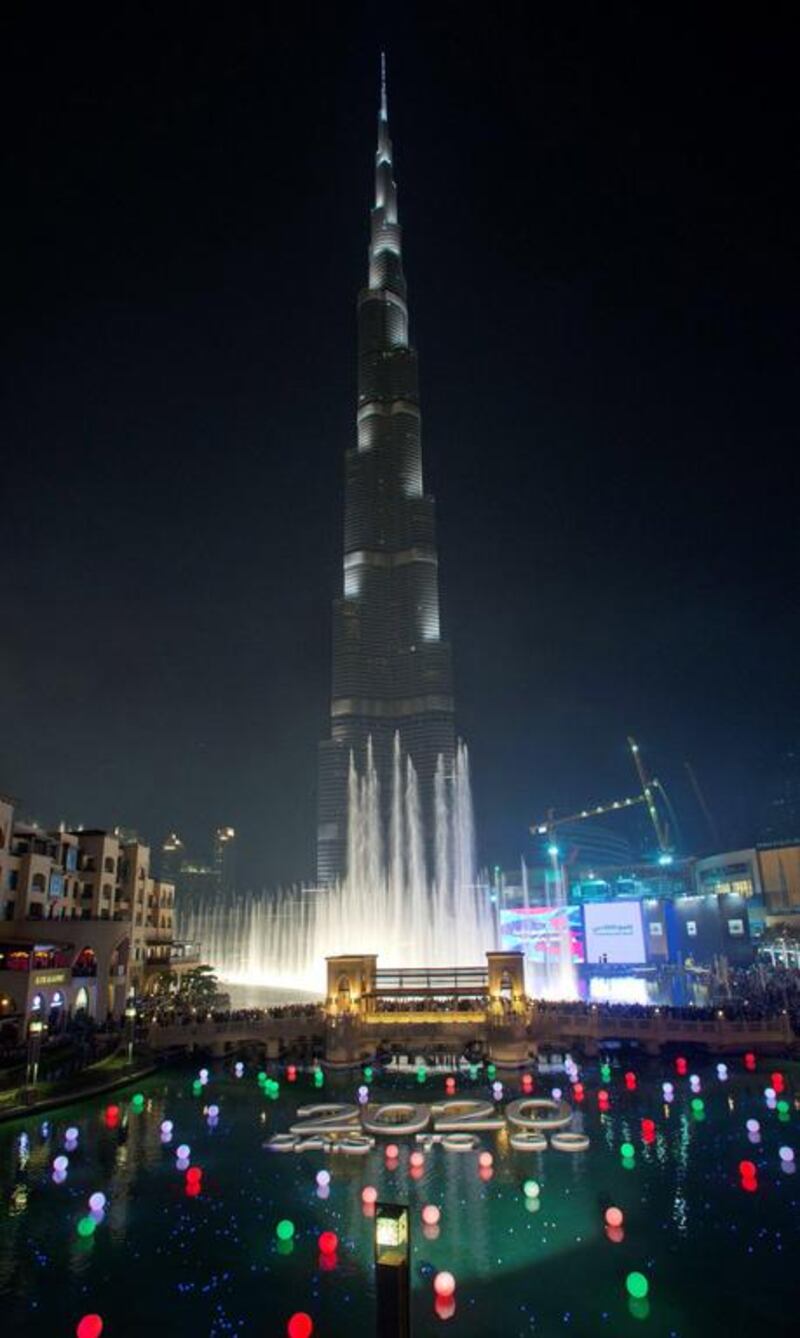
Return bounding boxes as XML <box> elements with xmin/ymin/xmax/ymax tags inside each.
<box><xmin>317</xmin><ymin>58</ymin><xmax>457</xmax><ymax>883</ymax></box>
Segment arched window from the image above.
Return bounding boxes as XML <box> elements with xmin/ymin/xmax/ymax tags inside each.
<box><xmin>31</xmin><ymin>993</ymin><xmax>43</xmax><ymax>1012</ymax></box>
<box><xmin>74</xmin><ymin>986</ymin><xmax>89</xmax><ymax>1013</ymax></box>
<box><xmin>104</xmin><ymin>857</ymin><xmax>115</xmax><ymax>873</ymax></box>
<box><xmin>31</xmin><ymin>873</ymin><xmax>46</xmax><ymax>893</ymax></box>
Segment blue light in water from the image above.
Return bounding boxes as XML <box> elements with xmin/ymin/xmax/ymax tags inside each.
<box><xmin>658</xmin><ymin>853</ymin><xmax>674</xmax><ymax>866</ymax></box>
<box><xmin>548</xmin><ymin>845</ymin><xmax>560</xmax><ymax>858</ymax></box>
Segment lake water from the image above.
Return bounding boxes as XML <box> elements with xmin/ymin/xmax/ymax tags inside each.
<box><xmin>0</xmin><ymin>1055</ymin><xmax>797</xmax><ymax>1336</ymax></box>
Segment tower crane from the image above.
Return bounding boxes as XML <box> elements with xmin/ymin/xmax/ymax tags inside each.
<box><xmin>530</xmin><ymin>737</ymin><xmax>675</xmax><ymax>861</ymax></box>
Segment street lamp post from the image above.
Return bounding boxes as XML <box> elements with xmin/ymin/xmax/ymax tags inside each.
<box><xmin>374</xmin><ymin>1202</ymin><xmax>410</xmax><ymax>1338</ymax></box>
<box><xmin>26</xmin><ymin>1017</ymin><xmax>44</xmax><ymax>1089</ymax></box>
<box><xmin>124</xmin><ymin>991</ymin><xmax>137</xmax><ymax>1064</ymax></box>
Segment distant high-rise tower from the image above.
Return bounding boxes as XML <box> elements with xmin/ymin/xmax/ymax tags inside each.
<box><xmin>214</xmin><ymin>825</ymin><xmax>236</xmax><ymax>896</ymax></box>
<box><xmin>317</xmin><ymin>57</ymin><xmax>456</xmax><ymax>883</ymax></box>
<box><xmin>161</xmin><ymin>832</ymin><xmax>184</xmax><ymax>886</ymax></box>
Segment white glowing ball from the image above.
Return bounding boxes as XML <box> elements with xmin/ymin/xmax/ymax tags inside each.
<box><xmin>551</xmin><ymin>1088</ymin><xmax>562</xmax><ymax>1101</ymax></box>
<box><xmin>316</xmin><ymin>1169</ymin><xmax>331</xmax><ymax>1187</ymax></box>
<box><xmin>689</xmin><ymin>1075</ymin><xmax>701</xmax><ymax>1090</ymax></box>
<box><xmin>199</xmin><ymin>1068</ymin><xmax>209</xmax><ymax>1081</ymax></box>
<box><xmin>358</xmin><ymin>1084</ymin><xmax>368</xmax><ymax>1098</ymax></box>
<box><xmin>65</xmin><ymin>1127</ymin><xmax>79</xmax><ymax>1141</ymax></box>
<box><xmin>779</xmin><ymin>1146</ymin><xmax>795</xmax><ymax>1163</ymax></box>
<box><xmin>422</xmin><ymin>1204</ymin><xmax>441</xmax><ymax>1226</ymax></box>
<box><xmin>361</xmin><ymin>1185</ymin><xmax>378</xmax><ymax>1204</ymax></box>
<box><xmin>53</xmin><ymin>1155</ymin><xmax>68</xmax><ymax>1172</ymax></box>
<box><xmin>716</xmin><ymin>1064</ymin><xmax>728</xmax><ymax>1079</ymax></box>
<box><xmin>492</xmin><ymin>1082</ymin><xmax>503</xmax><ymax>1098</ymax></box>
<box><xmin>176</xmin><ymin>1157</ymin><xmax>189</xmax><ymax>1171</ymax></box>
<box><xmin>409</xmin><ymin>1150</ymin><xmax>425</xmax><ymax>1168</ymax></box>
<box><xmin>207</xmin><ymin>1104</ymin><xmax>219</xmax><ymax>1118</ymax></box>
<box><xmin>160</xmin><ymin>1120</ymin><xmax>173</xmax><ymax>1135</ymax></box>
<box><xmin>433</xmin><ymin>1271</ymin><xmax>456</xmax><ymax>1298</ymax></box>
<box><xmin>176</xmin><ymin>1144</ymin><xmax>190</xmax><ymax>1160</ymax></box>
<box><xmin>662</xmin><ymin>1082</ymin><xmax>674</xmax><ymax>1094</ymax></box>
<box><xmin>478</xmin><ymin>1151</ymin><xmax>493</xmax><ymax>1168</ymax></box>
<box><xmin>746</xmin><ymin>1119</ymin><xmax>760</xmax><ymax>1134</ymax></box>
<box><xmin>89</xmin><ymin>1191</ymin><xmax>106</xmax><ymax>1213</ymax></box>
<box><xmin>764</xmin><ymin>1087</ymin><xmax>776</xmax><ymax>1101</ymax></box>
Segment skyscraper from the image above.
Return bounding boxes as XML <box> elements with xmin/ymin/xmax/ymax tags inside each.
<box><xmin>317</xmin><ymin>58</ymin><xmax>456</xmax><ymax>883</ymax></box>
<box><xmin>213</xmin><ymin>825</ymin><xmax>236</xmax><ymax>897</ymax></box>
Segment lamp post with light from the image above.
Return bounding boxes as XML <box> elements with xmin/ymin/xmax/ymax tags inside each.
<box><xmin>124</xmin><ymin>991</ymin><xmax>137</xmax><ymax>1064</ymax></box>
<box><xmin>374</xmin><ymin>1202</ymin><xmax>410</xmax><ymax>1337</ymax></box>
<box><xmin>26</xmin><ymin>1016</ymin><xmax>44</xmax><ymax>1090</ymax></box>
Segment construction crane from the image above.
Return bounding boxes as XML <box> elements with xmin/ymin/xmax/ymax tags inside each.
<box><xmin>530</xmin><ymin>736</ymin><xmax>675</xmax><ymax>861</ymax></box>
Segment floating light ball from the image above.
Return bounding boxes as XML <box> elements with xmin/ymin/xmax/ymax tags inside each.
<box><xmin>744</xmin><ymin>1052</ymin><xmax>756</xmax><ymax>1071</ymax></box>
<box><xmin>257</xmin><ymin>1070</ymin><xmax>267</xmax><ymax>1084</ymax></box>
<box><xmin>176</xmin><ymin>1144</ymin><xmax>190</xmax><ymax>1160</ymax></box>
<box><xmin>717</xmin><ymin>1063</ymin><xmax>728</xmax><ymax>1080</ymax></box>
<box><xmin>620</xmin><ymin>1142</ymin><xmax>635</xmax><ymax>1160</ymax></box>
<box><xmin>445</xmin><ymin>1076</ymin><xmax>456</xmax><ymax>1094</ymax></box>
<box><xmin>361</xmin><ymin>1185</ymin><xmax>378</xmax><ymax>1205</ymax></box>
<box><xmin>779</xmin><ymin>1146</ymin><xmax>795</xmax><ymax>1163</ymax></box>
<box><xmin>76</xmin><ymin>1316</ymin><xmax>103</xmax><ymax>1338</ymax></box>
<box><xmin>487</xmin><ymin>1064</ymin><xmax>496</xmax><ymax>1079</ymax></box>
<box><xmin>104</xmin><ymin>1105</ymin><xmax>120</xmax><ymax>1127</ymax></box>
<box><xmin>522</xmin><ymin>1179</ymin><xmax>540</xmax><ymax>1200</ymax></box>
<box><xmin>65</xmin><ymin>1126</ymin><xmax>79</xmax><ymax>1142</ymax></box>
<box><xmin>551</xmin><ymin>1087</ymin><xmax>562</xmax><ymax>1101</ymax></box>
<box><xmin>192</xmin><ymin>1080</ymin><xmax>202</xmax><ymax>1097</ymax></box>
<box><xmin>318</xmin><ymin>1229</ymin><xmax>338</xmax><ymax>1255</ymax></box>
<box><xmin>598</xmin><ymin>1089</ymin><xmax>610</xmax><ymax>1106</ymax></box>
<box><xmin>641</xmin><ymin>1118</ymin><xmax>655</xmax><ymax>1136</ymax></box>
<box><xmin>315</xmin><ymin>1169</ymin><xmax>331</xmax><ymax>1187</ymax></box>
<box><xmin>600</xmin><ymin>1062</ymin><xmax>611</xmax><ymax>1083</ymax></box>
<box><xmin>771</xmin><ymin>1072</ymin><xmax>784</xmax><ymax>1093</ymax></box>
<box><xmin>574</xmin><ymin>1083</ymin><xmax>585</xmax><ymax>1102</ymax></box>
<box><xmin>186</xmin><ymin>1166</ymin><xmax>203</xmax><ymax>1183</ymax></box>
<box><xmin>624</xmin><ymin>1071</ymin><xmax>637</xmax><ymax>1091</ymax></box>
<box><xmin>689</xmin><ymin>1075</ymin><xmax>701</xmax><ymax>1091</ymax></box>
<box><xmin>764</xmin><ymin>1087</ymin><xmax>776</xmax><ymax>1101</ymax></box>
<box><xmin>746</xmin><ymin>1117</ymin><xmax>760</xmax><ymax>1134</ymax></box>
<box><xmin>357</xmin><ymin>1084</ymin><xmax>369</xmax><ymax>1103</ymax></box>
<box><xmin>409</xmin><ymin>1151</ymin><xmax>425</xmax><ymax>1169</ymax></box>
<box><xmin>605</xmin><ymin>1206</ymin><xmax>623</xmax><ymax>1228</ymax></box>
<box><xmin>478</xmin><ymin>1151</ymin><xmax>493</xmax><ymax>1168</ymax></box>
<box><xmin>160</xmin><ymin>1120</ymin><xmax>173</xmax><ymax>1135</ymax></box>
<box><xmin>208</xmin><ymin>1104</ymin><xmax>220</xmax><ymax>1119</ymax></box>
<box><xmin>675</xmin><ymin>1057</ymin><xmax>688</xmax><ymax>1076</ymax></box>
<box><xmin>433</xmin><ymin>1271</ymin><xmax>456</xmax><ymax>1299</ymax></box>
<box><xmin>234</xmin><ymin>1061</ymin><xmax>244</xmax><ymax>1077</ymax></box>
<box><xmin>469</xmin><ymin>1064</ymin><xmax>479</xmax><ymax>1081</ymax></box>
<box><xmin>385</xmin><ymin>1144</ymin><xmax>399</xmax><ymax>1161</ymax></box>
<box><xmin>276</xmin><ymin>1218</ymin><xmax>295</xmax><ymax>1242</ymax></box>
<box><xmin>662</xmin><ymin>1081</ymin><xmax>673</xmax><ymax>1096</ymax></box>
<box><xmin>287</xmin><ymin>1314</ymin><xmax>313</xmax><ymax>1338</ymax></box>
<box><xmin>53</xmin><ymin>1155</ymin><xmax>69</xmax><ymax>1173</ymax></box>
<box><xmin>422</xmin><ymin>1204</ymin><xmax>441</xmax><ymax>1225</ymax></box>
<box><xmin>313</xmin><ymin>1069</ymin><xmax>324</xmax><ymax>1088</ymax></box>
<box><xmin>521</xmin><ymin>1073</ymin><xmax>534</xmax><ymax>1093</ymax></box>
<box><xmin>492</xmin><ymin>1081</ymin><xmax>503</xmax><ymax>1100</ymax></box>
<box><xmin>777</xmin><ymin>1099</ymin><xmax>790</xmax><ymax>1117</ymax></box>
<box><xmin>199</xmin><ymin>1068</ymin><xmax>209</xmax><ymax>1082</ymax></box>
<box><xmin>626</xmin><ymin>1272</ymin><xmax>649</xmax><ymax>1300</ymax></box>
<box><xmin>77</xmin><ymin>1215</ymin><xmax>96</xmax><ymax>1238</ymax></box>
<box><xmin>738</xmin><ymin>1159</ymin><xmax>757</xmax><ymax>1177</ymax></box>
<box><xmin>691</xmin><ymin>1097</ymin><xmax>704</xmax><ymax>1114</ymax></box>
<box><xmin>131</xmin><ymin>1092</ymin><xmax>145</xmax><ymax>1110</ymax></box>
<box><xmin>287</xmin><ymin>1065</ymin><xmax>297</xmax><ymax>1082</ymax></box>
<box><xmin>88</xmin><ymin>1192</ymin><xmax>106</xmax><ymax>1213</ymax></box>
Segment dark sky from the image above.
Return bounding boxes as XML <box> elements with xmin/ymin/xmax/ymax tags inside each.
<box><xmin>3</xmin><ymin>4</ymin><xmax>797</xmax><ymax>884</ymax></box>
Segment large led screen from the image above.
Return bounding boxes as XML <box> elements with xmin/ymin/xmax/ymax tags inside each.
<box><xmin>500</xmin><ymin>906</ymin><xmax>584</xmax><ymax>964</ymax></box>
<box><xmin>583</xmin><ymin>900</ymin><xmax>646</xmax><ymax>965</ymax></box>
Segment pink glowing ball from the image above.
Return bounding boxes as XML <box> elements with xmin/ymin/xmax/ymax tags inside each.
<box><xmin>478</xmin><ymin>1151</ymin><xmax>493</xmax><ymax>1168</ymax></box>
<box><xmin>361</xmin><ymin>1185</ymin><xmax>378</xmax><ymax>1204</ymax></box>
<box><xmin>605</xmin><ymin>1206</ymin><xmax>624</xmax><ymax>1228</ymax></box>
<box><xmin>76</xmin><ymin>1317</ymin><xmax>104</xmax><ymax>1338</ymax></box>
<box><xmin>422</xmin><ymin>1204</ymin><xmax>441</xmax><ymax>1226</ymax></box>
<box><xmin>433</xmin><ymin>1270</ymin><xmax>456</xmax><ymax>1298</ymax></box>
<box><xmin>385</xmin><ymin>1143</ymin><xmax>399</xmax><ymax>1160</ymax></box>
<box><xmin>409</xmin><ymin>1150</ymin><xmax>425</xmax><ymax>1168</ymax></box>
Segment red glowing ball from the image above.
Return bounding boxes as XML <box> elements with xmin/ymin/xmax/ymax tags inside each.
<box><xmin>385</xmin><ymin>1143</ymin><xmax>399</xmax><ymax>1160</ymax></box>
<box><xmin>771</xmin><ymin>1072</ymin><xmax>785</xmax><ymax>1093</ymax></box>
<box><xmin>76</xmin><ymin>1316</ymin><xmax>104</xmax><ymax>1338</ymax></box>
<box><xmin>287</xmin><ymin>1065</ymin><xmax>297</xmax><ymax>1083</ymax></box>
<box><xmin>318</xmin><ymin>1230</ymin><xmax>338</xmax><ymax>1255</ymax></box>
<box><xmin>433</xmin><ymin>1270</ymin><xmax>456</xmax><ymax>1298</ymax></box>
<box><xmin>744</xmin><ymin>1052</ymin><xmax>756</xmax><ymax>1071</ymax></box>
<box><xmin>597</xmin><ymin>1089</ymin><xmax>609</xmax><ymax>1105</ymax></box>
<box><xmin>573</xmin><ymin>1083</ymin><xmax>585</xmax><ymax>1102</ymax></box>
<box><xmin>185</xmin><ymin>1180</ymin><xmax>201</xmax><ymax>1198</ymax></box>
<box><xmin>605</xmin><ymin>1206</ymin><xmax>624</xmax><ymax>1228</ymax></box>
<box><xmin>741</xmin><ymin>1176</ymin><xmax>758</xmax><ymax>1193</ymax></box>
<box><xmin>641</xmin><ymin>1118</ymin><xmax>655</xmax><ymax>1134</ymax></box>
<box><xmin>287</xmin><ymin>1314</ymin><xmax>314</xmax><ymax>1338</ymax></box>
<box><xmin>361</xmin><ymin>1185</ymin><xmax>378</xmax><ymax>1204</ymax></box>
<box><xmin>186</xmin><ymin>1165</ymin><xmax>203</xmax><ymax>1182</ymax></box>
<box><xmin>521</xmin><ymin>1074</ymin><xmax>534</xmax><ymax>1092</ymax></box>
<box><xmin>104</xmin><ymin>1105</ymin><xmax>120</xmax><ymax>1128</ymax></box>
<box><xmin>624</xmin><ymin>1072</ymin><xmax>637</xmax><ymax>1090</ymax></box>
<box><xmin>738</xmin><ymin>1160</ymin><xmax>757</xmax><ymax>1178</ymax></box>
<box><xmin>676</xmin><ymin>1057</ymin><xmax>688</xmax><ymax>1076</ymax></box>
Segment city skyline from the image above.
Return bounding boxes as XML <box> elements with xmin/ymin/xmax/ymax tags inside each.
<box><xmin>2</xmin><ymin>10</ymin><xmax>797</xmax><ymax>885</ymax></box>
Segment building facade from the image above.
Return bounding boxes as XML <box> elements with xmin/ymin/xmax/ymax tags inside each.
<box><xmin>0</xmin><ymin>793</ymin><xmax>198</xmax><ymax>1034</ymax></box>
<box><xmin>317</xmin><ymin>59</ymin><xmax>456</xmax><ymax>882</ymax></box>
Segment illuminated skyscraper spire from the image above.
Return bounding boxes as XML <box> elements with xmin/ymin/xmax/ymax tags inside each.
<box><xmin>317</xmin><ymin>58</ymin><xmax>456</xmax><ymax>883</ymax></box>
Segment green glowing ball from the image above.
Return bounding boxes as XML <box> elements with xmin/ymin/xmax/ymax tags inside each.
<box><xmin>487</xmin><ymin>1064</ymin><xmax>497</xmax><ymax>1079</ymax></box>
<box><xmin>777</xmin><ymin>1099</ymin><xmax>790</xmax><ymax>1114</ymax></box>
<box><xmin>416</xmin><ymin>1069</ymin><xmax>427</xmax><ymax>1083</ymax></box>
<box><xmin>131</xmin><ymin>1092</ymin><xmax>144</xmax><ymax>1108</ymax></box>
<box><xmin>77</xmin><ymin>1216</ymin><xmax>96</xmax><ymax>1238</ymax></box>
<box><xmin>276</xmin><ymin>1219</ymin><xmax>295</xmax><ymax>1242</ymax></box>
<box><xmin>691</xmin><ymin>1097</ymin><xmax>704</xmax><ymax>1113</ymax></box>
<box><xmin>192</xmin><ymin>1080</ymin><xmax>202</xmax><ymax>1096</ymax></box>
<box><xmin>620</xmin><ymin>1142</ymin><xmax>635</xmax><ymax>1159</ymax></box>
<box><xmin>523</xmin><ymin>1179</ymin><xmax>540</xmax><ymax>1199</ymax></box>
<box><xmin>257</xmin><ymin>1071</ymin><xmax>267</xmax><ymax>1084</ymax></box>
<box><xmin>469</xmin><ymin>1065</ymin><xmax>478</xmax><ymax>1080</ymax></box>
<box><xmin>363</xmin><ymin>1066</ymin><xmax>373</xmax><ymax>1081</ymax></box>
<box><xmin>626</xmin><ymin>1272</ymin><xmax>649</xmax><ymax>1300</ymax></box>
<box><xmin>314</xmin><ymin>1070</ymin><xmax>324</xmax><ymax>1087</ymax></box>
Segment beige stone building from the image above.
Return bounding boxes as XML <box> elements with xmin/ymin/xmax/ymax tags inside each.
<box><xmin>0</xmin><ymin>792</ymin><xmax>199</xmax><ymax>1035</ymax></box>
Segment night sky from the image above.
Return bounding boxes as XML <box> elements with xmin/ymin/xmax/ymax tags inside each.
<box><xmin>3</xmin><ymin>5</ymin><xmax>797</xmax><ymax>886</ymax></box>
